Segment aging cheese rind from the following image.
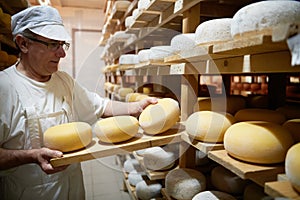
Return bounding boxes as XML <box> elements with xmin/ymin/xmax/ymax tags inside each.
<box><xmin>285</xmin><ymin>143</ymin><xmax>300</xmax><ymax>193</ymax></box>
<box><xmin>44</xmin><ymin>122</ymin><xmax>92</xmax><ymax>152</ymax></box>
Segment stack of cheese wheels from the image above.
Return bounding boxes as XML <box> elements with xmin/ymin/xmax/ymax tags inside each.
<box><xmin>231</xmin><ymin>1</ymin><xmax>300</xmax><ymax>38</ymax></box>
<box><xmin>94</xmin><ymin>116</ymin><xmax>139</xmax><ymax>143</ymax></box>
<box><xmin>195</xmin><ymin>95</ymin><xmax>246</xmax><ymax>115</ymax></box>
<box><xmin>170</xmin><ymin>33</ymin><xmax>196</xmax><ymax>52</ymax></box>
<box><xmin>139</xmin><ymin>98</ymin><xmax>180</xmax><ymax>135</ymax></box>
<box><xmin>211</xmin><ymin>166</ymin><xmax>248</xmax><ymax>195</ymax></box>
<box><xmin>136</xmin><ymin>180</ymin><xmax>162</xmax><ymax>200</ymax></box>
<box><xmin>195</xmin><ymin>18</ymin><xmax>233</xmax><ymax>45</ymax></box>
<box><xmin>234</xmin><ymin>108</ymin><xmax>286</xmax><ymax>124</ymax></box>
<box><xmin>143</xmin><ymin>147</ymin><xmax>176</xmax><ymax>171</ymax></box>
<box><xmin>283</xmin><ymin>119</ymin><xmax>300</xmax><ymax>143</ymax></box>
<box><xmin>165</xmin><ymin>168</ymin><xmax>206</xmax><ymax>200</ymax></box>
<box><xmin>44</xmin><ymin>122</ymin><xmax>92</xmax><ymax>152</ymax></box>
<box><xmin>224</xmin><ymin>121</ymin><xmax>294</xmax><ymax>164</ymax></box>
<box><xmin>243</xmin><ymin>183</ymin><xmax>271</xmax><ymax>200</ymax></box>
<box><xmin>285</xmin><ymin>143</ymin><xmax>300</xmax><ymax>193</ymax></box>
<box><xmin>276</xmin><ymin>105</ymin><xmax>300</xmax><ymax>120</ymax></box>
<box><xmin>186</xmin><ymin>111</ymin><xmax>236</xmax><ymax>143</ymax></box>
<box><xmin>192</xmin><ymin>191</ymin><xmax>236</xmax><ymax>200</ymax></box>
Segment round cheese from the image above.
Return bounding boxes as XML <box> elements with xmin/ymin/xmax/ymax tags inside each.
<box><xmin>224</xmin><ymin>121</ymin><xmax>294</xmax><ymax>164</ymax></box>
<box><xmin>137</xmin><ymin>0</ymin><xmax>151</xmax><ymax>10</ymax></box>
<box><xmin>186</xmin><ymin>111</ymin><xmax>236</xmax><ymax>143</ymax></box>
<box><xmin>243</xmin><ymin>183</ymin><xmax>270</xmax><ymax>200</ymax></box>
<box><xmin>143</xmin><ymin>147</ymin><xmax>176</xmax><ymax>171</ymax></box>
<box><xmin>113</xmin><ymin>1</ymin><xmax>131</xmax><ymax>11</ymax></box>
<box><xmin>231</xmin><ymin>1</ymin><xmax>300</xmax><ymax>38</ymax></box>
<box><xmin>211</xmin><ymin>166</ymin><xmax>248</xmax><ymax>195</ymax></box>
<box><xmin>118</xmin><ymin>87</ymin><xmax>134</xmax><ymax>98</ymax></box>
<box><xmin>124</xmin><ymin>158</ymin><xmax>140</xmax><ymax>173</ymax></box>
<box><xmin>128</xmin><ymin>170</ymin><xmax>144</xmax><ymax>186</ymax></box>
<box><xmin>136</xmin><ymin>180</ymin><xmax>162</xmax><ymax>200</ymax></box>
<box><xmin>119</xmin><ymin>54</ymin><xmax>139</xmax><ymax>65</ymax></box>
<box><xmin>170</xmin><ymin>33</ymin><xmax>196</xmax><ymax>52</ymax></box>
<box><xmin>94</xmin><ymin>116</ymin><xmax>139</xmax><ymax>143</ymax></box>
<box><xmin>149</xmin><ymin>46</ymin><xmax>175</xmax><ymax>61</ymax></box>
<box><xmin>44</xmin><ymin>122</ymin><xmax>92</xmax><ymax>152</ymax></box>
<box><xmin>125</xmin><ymin>16</ymin><xmax>134</xmax><ymax>28</ymax></box>
<box><xmin>138</xmin><ymin>49</ymin><xmax>151</xmax><ymax>62</ymax></box>
<box><xmin>139</xmin><ymin>98</ymin><xmax>180</xmax><ymax>135</ymax></box>
<box><xmin>285</xmin><ymin>143</ymin><xmax>300</xmax><ymax>193</ymax></box>
<box><xmin>234</xmin><ymin>108</ymin><xmax>286</xmax><ymax>124</ymax></box>
<box><xmin>126</xmin><ymin>93</ymin><xmax>141</xmax><ymax>102</ymax></box>
<box><xmin>195</xmin><ymin>18</ymin><xmax>233</xmax><ymax>45</ymax></box>
<box><xmin>276</xmin><ymin>105</ymin><xmax>300</xmax><ymax>120</ymax></box>
<box><xmin>165</xmin><ymin>168</ymin><xmax>206</xmax><ymax>200</ymax></box>
<box><xmin>283</xmin><ymin>119</ymin><xmax>300</xmax><ymax>143</ymax></box>
<box><xmin>192</xmin><ymin>191</ymin><xmax>236</xmax><ymax>200</ymax></box>
<box><xmin>132</xmin><ymin>8</ymin><xmax>140</xmax><ymax>19</ymax></box>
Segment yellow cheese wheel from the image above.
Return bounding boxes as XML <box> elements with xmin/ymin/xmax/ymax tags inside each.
<box><xmin>283</xmin><ymin>119</ymin><xmax>300</xmax><ymax>143</ymax></box>
<box><xmin>285</xmin><ymin>143</ymin><xmax>300</xmax><ymax>193</ymax></box>
<box><xmin>234</xmin><ymin>108</ymin><xmax>286</xmax><ymax>124</ymax></box>
<box><xmin>44</xmin><ymin>122</ymin><xmax>92</xmax><ymax>152</ymax></box>
<box><xmin>118</xmin><ymin>87</ymin><xmax>134</xmax><ymax>98</ymax></box>
<box><xmin>94</xmin><ymin>116</ymin><xmax>139</xmax><ymax>143</ymax></box>
<box><xmin>224</xmin><ymin>121</ymin><xmax>294</xmax><ymax>164</ymax></box>
<box><xmin>139</xmin><ymin>98</ymin><xmax>180</xmax><ymax>135</ymax></box>
<box><xmin>186</xmin><ymin>111</ymin><xmax>236</xmax><ymax>143</ymax></box>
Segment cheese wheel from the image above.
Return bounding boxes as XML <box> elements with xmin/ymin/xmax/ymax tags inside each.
<box><xmin>124</xmin><ymin>158</ymin><xmax>140</xmax><ymax>173</ymax></box>
<box><xmin>285</xmin><ymin>143</ymin><xmax>300</xmax><ymax>193</ymax></box>
<box><xmin>128</xmin><ymin>170</ymin><xmax>144</xmax><ymax>186</ymax></box>
<box><xmin>119</xmin><ymin>54</ymin><xmax>139</xmax><ymax>65</ymax></box>
<box><xmin>149</xmin><ymin>46</ymin><xmax>175</xmax><ymax>61</ymax></box>
<box><xmin>243</xmin><ymin>183</ymin><xmax>270</xmax><ymax>200</ymax></box>
<box><xmin>234</xmin><ymin>108</ymin><xmax>286</xmax><ymax>124</ymax></box>
<box><xmin>224</xmin><ymin>121</ymin><xmax>294</xmax><ymax>164</ymax></box>
<box><xmin>165</xmin><ymin>168</ymin><xmax>206</xmax><ymax>200</ymax></box>
<box><xmin>138</xmin><ymin>49</ymin><xmax>151</xmax><ymax>62</ymax></box>
<box><xmin>276</xmin><ymin>105</ymin><xmax>300</xmax><ymax>120</ymax></box>
<box><xmin>192</xmin><ymin>191</ymin><xmax>236</xmax><ymax>200</ymax></box>
<box><xmin>112</xmin><ymin>1</ymin><xmax>131</xmax><ymax>11</ymax></box>
<box><xmin>139</xmin><ymin>98</ymin><xmax>180</xmax><ymax>135</ymax></box>
<box><xmin>283</xmin><ymin>119</ymin><xmax>300</xmax><ymax>143</ymax></box>
<box><xmin>195</xmin><ymin>18</ymin><xmax>233</xmax><ymax>45</ymax></box>
<box><xmin>195</xmin><ymin>95</ymin><xmax>246</xmax><ymax>115</ymax></box>
<box><xmin>126</xmin><ymin>93</ymin><xmax>141</xmax><ymax>102</ymax></box>
<box><xmin>211</xmin><ymin>166</ymin><xmax>248</xmax><ymax>195</ymax></box>
<box><xmin>94</xmin><ymin>116</ymin><xmax>139</xmax><ymax>143</ymax></box>
<box><xmin>231</xmin><ymin>1</ymin><xmax>300</xmax><ymax>38</ymax></box>
<box><xmin>186</xmin><ymin>111</ymin><xmax>236</xmax><ymax>143</ymax></box>
<box><xmin>125</xmin><ymin>16</ymin><xmax>134</xmax><ymax>28</ymax></box>
<box><xmin>137</xmin><ymin>0</ymin><xmax>151</xmax><ymax>10</ymax></box>
<box><xmin>136</xmin><ymin>180</ymin><xmax>162</xmax><ymax>200</ymax></box>
<box><xmin>170</xmin><ymin>33</ymin><xmax>196</xmax><ymax>51</ymax></box>
<box><xmin>143</xmin><ymin>147</ymin><xmax>176</xmax><ymax>171</ymax></box>
<box><xmin>118</xmin><ymin>87</ymin><xmax>134</xmax><ymax>98</ymax></box>
<box><xmin>44</xmin><ymin>122</ymin><xmax>92</xmax><ymax>152</ymax></box>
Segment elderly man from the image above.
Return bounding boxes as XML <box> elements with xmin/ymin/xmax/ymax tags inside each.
<box><xmin>0</xmin><ymin>5</ymin><xmax>156</xmax><ymax>200</ymax></box>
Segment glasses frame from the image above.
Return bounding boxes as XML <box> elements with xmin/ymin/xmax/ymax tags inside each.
<box><xmin>25</xmin><ymin>36</ymin><xmax>70</xmax><ymax>51</ymax></box>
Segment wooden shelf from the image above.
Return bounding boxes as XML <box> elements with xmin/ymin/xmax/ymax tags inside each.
<box><xmin>208</xmin><ymin>150</ymin><xmax>285</xmax><ymax>187</ymax></box>
<box><xmin>123</xmin><ymin>177</ymin><xmax>139</xmax><ymax>200</ymax></box>
<box><xmin>161</xmin><ymin>188</ymin><xmax>174</xmax><ymax>200</ymax></box>
<box><xmin>50</xmin><ymin>126</ymin><xmax>183</xmax><ymax>167</ymax></box>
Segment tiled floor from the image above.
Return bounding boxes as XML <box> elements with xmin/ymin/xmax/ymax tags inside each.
<box><xmin>81</xmin><ymin>156</ymin><xmax>131</xmax><ymax>200</ymax></box>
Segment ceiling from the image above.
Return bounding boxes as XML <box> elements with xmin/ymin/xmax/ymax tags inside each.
<box><xmin>28</xmin><ymin>0</ymin><xmax>106</xmax><ymax>10</ymax></box>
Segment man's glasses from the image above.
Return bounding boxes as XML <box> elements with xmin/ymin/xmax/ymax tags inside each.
<box><xmin>25</xmin><ymin>36</ymin><xmax>70</xmax><ymax>51</ymax></box>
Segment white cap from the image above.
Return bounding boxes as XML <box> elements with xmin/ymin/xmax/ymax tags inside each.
<box><xmin>11</xmin><ymin>5</ymin><xmax>71</xmax><ymax>41</ymax></box>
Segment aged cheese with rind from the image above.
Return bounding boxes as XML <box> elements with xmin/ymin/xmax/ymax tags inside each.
<box><xmin>285</xmin><ymin>143</ymin><xmax>300</xmax><ymax>193</ymax></box>
<box><xmin>94</xmin><ymin>116</ymin><xmax>139</xmax><ymax>143</ymax></box>
<box><xmin>44</xmin><ymin>122</ymin><xmax>92</xmax><ymax>152</ymax></box>
<box><xmin>224</xmin><ymin>121</ymin><xmax>294</xmax><ymax>164</ymax></box>
<box><xmin>136</xmin><ymin>180</ymin><xmax>162</xmax><ymax>200</ymax></box>
<box><xmin>192</xmin><ymin>191</ymin><xmax>236</xmax><ymax>200</ymax></box>
<box><xmin>186</xmin><ymin>111</ymin><xmax>236</xmax><ymax>143</ymax></box>
<box><xmin>170</xmin><ymin>33</ymin><xmax>196</xmax><ymax>51</ymax></box>
<box><xmin>139</xmin><ymin>98</ymin><xmax>180</xmax><ymax>135</ymax></box>
<box><xmin>143</xmin><ymin>147</ymin><xmax>176</xmax><ymax>171</ymax></box>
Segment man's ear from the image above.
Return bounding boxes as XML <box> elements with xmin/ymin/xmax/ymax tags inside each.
<box><xmin>15</xmin><ymin>35</ymin><xmax>29</xmax><ymax>53</ymax></box>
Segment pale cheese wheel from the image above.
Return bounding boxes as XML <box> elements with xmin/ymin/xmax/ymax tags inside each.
<box><xmin>94</xmin><ymin>116</ymin><xmax>139</xmax><ymax>143</ymax></box>
<box><xmin>137</xmin><ymin>0</ymin><xmax>151</xmax><ymax>10</ymax></box>
<box><xmin>283</xmin><ymin>119</ymin><xmax>300</xmax><ymax>143</ymax></box>
<box><xmin>128</xmin><ymin>170</ymin><xmax>144</xmax><ymax>186</ymax></box>
<box><xmin>138</xmin><ymin>49</ymin><xmax>151</xmax><ymax>62</ymax></box>
<box><xmin>234</xmin><ymin>108</ymin><xmax>286</xmax><ymax>124</ymax></box>
<box><xmin>118</xmin><ymin>87</ymin><xmax>134</xmax><ymax>98</ymax></box>
<box><xmin>132</xmin><ymin>8</ymin><xmax>140</xmax><ymax>19</ymax></box>
<box><xmin>143</xmin><ymin>147</ymin><xmax>176</xmax><ymax>171</ymax></box>
<box><xmin>125</xmin><ymin>16</ymin><xmax>134</xmax><ymax>28</ymax></box>
<box><xmin>231</xmin><ymin>1</ymin><xmax>300</xmax><ymax>38</ymax></box>
<box><xmin>211</xmin><ymin>166</ymin><xmax>248</xmax><ymax>195</ymax></box>
<box><xmin>224</xmin><ymin>121</ymin><xmax>294</xmax><ymax>164</ymax></box>
<box><xmin>124</xmin><ymin>158</ymin><xmax>140</xmax><ymax>173</ymax></box>
<box><xmin>186</xmin><ymin>111</ymin><xmax>236</xmax><ymax>143</ymax></box>
<box><xmin>195</xmin><ymin>18</ymin><xmax>233</xmax><ymax>45</ymax></box>
<box><xmin>149</xmin><ymin>46</ymin><xmax>175</xmax><ymax>61</ymax></box>
<box><xmin>285</xmin><ymin>143</ymin><xmax>300</xmax><ymax>193</ymax></box>
<box><xmin>139</xmin><ymin>98</ymin><xmax>180</xmax><ymax>135</ymax></box>
<box><xmin>136</xmin><ymin>180</ymin><xmax>162</xmax><ymax>200</ymax></box>
<box><xmin>170</xmin><ymin>33</ymin><xmax>196</xmax><ymax>51</ymax></box>
<box><xmin>126</xmin><ymin>93</ymin><xmax>141</xmax><ymax>102</ymax></box>
<box><xmin>44</xmin><ymin>122</ymin><xmax>92</xmax><ymax>152</ymax></box>
<box><xmin>276</xmin><ymin>105</ymin><xmax>300</xmax><ymax>120</ymax></box>
<box><xmin>165</xmin><ymin>168</ymin><xmax>206</xmax><ymax>200</ymax></box>
<box><xmin>243</xmin><ymin>183</ymin><xmax>271</xmax><ymax>200</ymax></box>
<box><xmin>192</xmin><ymin>191</ymin><xmax>236</xmax><ymax>200</ymax></box>
<box><xmin>112</xmin><ymin>0</ymin><xmax>131</xmax><ymax>11</ymax></box>
<box><xmin>119</xmin><ymin>54</ymin><xmax>139</xmax><ymax>65</ymax></box>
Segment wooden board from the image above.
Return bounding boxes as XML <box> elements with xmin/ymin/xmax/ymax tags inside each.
<box><xmin>50</xmin><ymin>128</ymin><xmax>183</xmax><ymax>167</ymax></box>
<box><xmin>208</xmin><ymin>150</ymin><xmax>284</xmax><ymax>187</ymax></box>
<box><xmin>147</xmin><ymin>0</ymin><xmax>176</xmax><ymax>12</ymax></box>
<box><xmin>180</xmin><ymin>132</ymin><xmax>224</xmax><ymax>154</ymax></box>
<box><xmin>265</xmin><ymin>181</ymin><xmax>300</xmax><ymax>200</ymax></box>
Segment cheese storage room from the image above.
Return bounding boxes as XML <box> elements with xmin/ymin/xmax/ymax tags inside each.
<box><xmin>1</xmin><ymin>0</ymin><xmax>300</xmax><ymax>199</ymax></box>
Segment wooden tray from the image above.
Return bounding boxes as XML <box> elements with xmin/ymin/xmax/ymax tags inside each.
<box><xmin>265</xmin><ymin>180</ymin><xmax>300</xmax><ymax>200</ymax></box>
<box><xmin>208</xmin><ymin>150</ymin><xmax>284</xmax><ymax>187</ymax></box>
<box><xmin>51</xmin><ymin>128</ymin><xmax>183</xmax><ymax>167</ymax></box>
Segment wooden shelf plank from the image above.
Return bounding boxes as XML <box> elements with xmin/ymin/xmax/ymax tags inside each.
<box><xmin>181</xmin><ymin>132</ymin><xmax>224</xmax><ymax>154</ymax></box>
<box><xmin>208</xmin><ymin>150</ymin><xmax>284</xmax><ymax>187</ymax></box>
<box><xmin>123</xmin><ymin>177</ymin><xmax>139</xmax><ymax>200</ymax></box>
<box><xmin>147</xmin><ymin>0</ymin><xmax>176</xmax><ymax>12</ymax></box>
<box><xmin>265</xmin><ymin>181</ymin><xmax>300</xmax><ymax>200</ymax></box>
<box><xmin>50</xmin><ymin>127</ymin><xmax>183</xmax><ymax>167</ymax></box>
